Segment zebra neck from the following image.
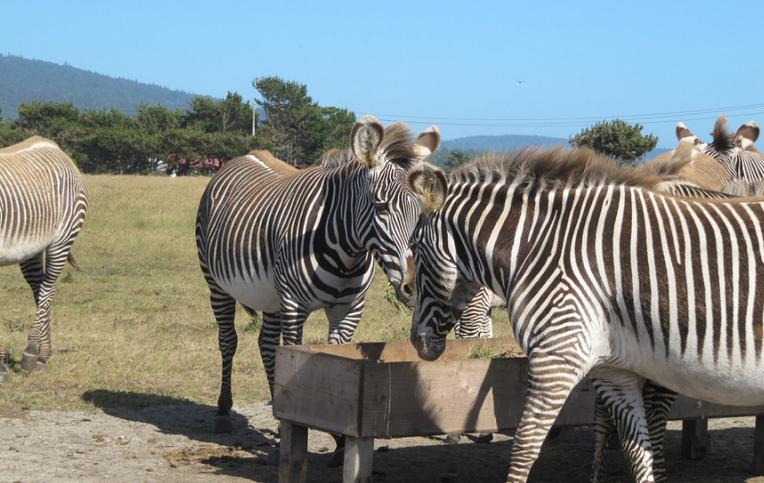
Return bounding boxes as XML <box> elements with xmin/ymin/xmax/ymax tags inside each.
<box><xmin>444</xmin><ymin>180</ymin><xmax>533</xmax><ymax>300</ymax></box>
<box><xmin>320</xmin><ymin>165</ymin><xmax>371</xmax><ymax>258</ymax></box>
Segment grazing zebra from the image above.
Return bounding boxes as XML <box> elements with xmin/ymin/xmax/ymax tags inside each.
<box><xmin>400</xmin><ymin>251</ymin><xmax>503</xmax><ymax>339</ymax></box>
<box><xmin>407</xmin><ymin>147</ymin><xmax>764</xmax><ymax>482</ymax></box>
<box><xmin>0</xmin><ymin>137</ymin><xmax>88</xmax><ymax>383</ymax></box>
<box><xmin>195</xmin><ymin>116</ymin><xmax>443</xmax><ymax>432</ymax></box>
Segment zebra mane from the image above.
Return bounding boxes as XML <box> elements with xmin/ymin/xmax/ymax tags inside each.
<box><xmin>710</xmin><ymin>115</ymin><xmax>735</xmax><ymax>153</ymax></box>
<box><xmin>638</xmin><ymin>149</ymin><xmax>688</xmax><ymax>177</ymax></box>
<box><xmin>449</xmin><ymin>147</ymin><xmax>663</xmax><ymax>190</ymax></box>
<box><xmin>317</xmin><ymin>123</ymin><xmax>417</xmax><ymax>168</ymax></box>
<box><xmin>723</xmin><ymin>179</ymin><xmax>764</xmax><ymax>197</ymax></box>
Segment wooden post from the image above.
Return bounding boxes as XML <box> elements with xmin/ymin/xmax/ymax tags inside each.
<box><xmin>343</xmin><ymin>436</ymin><xmax>374</xmax><ymax>483</ymax></box>
<box><xmin>279</xmin><ymin>420</ymin><xmax>308</xmax><ymax>483</ymax></box>
<box><xmin>754</xmin><ymin>415</ymin><xmax>764</xmax><ymax>474</ymax></box>
<box><xmin>681</xmin><ymin>417</ymin><xmax>708</xmax><ymax>460</ymax></box>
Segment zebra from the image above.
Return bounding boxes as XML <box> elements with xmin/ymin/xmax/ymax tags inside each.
<box><xmin>407</xmin><ymin>146</ymin><xmax>764</xmax><ymax>482</ymax></box>
<box><xmin>195</xmin><ymin>116</ymin><xmax>443</xmax><ymax>432</ymax></box>
<box><xmin>0</xmin><ymin>136</ymin><xmax>88</xmax><ymax>383</ymax></box>
<box><xmin>400</xmin><ymin>250</ymin><xmax>503</xmax><ymax>339</ymax></box>
<box><xmin>681</xmin><ymin>116</ymin><xmax>764</xmax><ymax>181</ymax></box>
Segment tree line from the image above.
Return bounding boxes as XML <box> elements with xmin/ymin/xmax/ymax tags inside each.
<box><xmin>441</xmin><ymin>119</ymin><xmax>658</xmax><ymax>174</ymax></box>
<box><xmin>0</xmin><ymin>76</ymin><xmax>356</xmax><ymax>174</ymax></box>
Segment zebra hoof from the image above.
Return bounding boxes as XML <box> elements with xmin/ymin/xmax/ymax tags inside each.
<box><xmin>0</xmin><ymin>364</ymin><xmax>11</xmax><ymax>384</ymax></box>
<box><xmin>212</xmin><ymin>415</ymin><xmax>233</xmax><ymax>433</ymax></box>
<box><xmin>21</xmin><ymin>344</ymin><xmax>40</xmax><ymax>372</ymax></box>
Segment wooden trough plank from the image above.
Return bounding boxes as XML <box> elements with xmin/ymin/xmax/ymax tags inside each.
<box><xmin>356</xmin><ymin>354</ymin><xmax>764</xmax><ymax>437</ymax></box>
<box><xmin>755</xmin><ymin>415</ymin><xmax>764</xmax><ymax>474</ymax></box>
<box><xmin>278</xmin><ymin>420</ymin><xmax>308</xmax><ymax>483</ymax></box>
<box><xmin>681</xmin><ymin>418</ymin><xmax>708</xmax><ymax>460</ymax></box>
<box><xmin>343</xmin><ymin>436</ymin><xmax>374</xmax><ymax>483</ymax></box>
<box><xmin>275</xmin><ymin>342</ymin><xmax>764</xmax><ymax>439</ymax></box>
<box><xmin>273</xmin><ymin>347</ymin><xmax>363</xmax><ymax>436</ymax></box>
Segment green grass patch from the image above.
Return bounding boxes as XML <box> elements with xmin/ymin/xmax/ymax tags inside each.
<box><xmin>0</xmin><ymin>175</ymin><xmax>515</xmax><ymax>410</ymax></box>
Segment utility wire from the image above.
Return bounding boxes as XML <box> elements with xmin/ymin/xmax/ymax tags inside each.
<box><xmin>354</xmin><ymin>102</ymin><xmax>764</xmax><ymax>128</ymax></box>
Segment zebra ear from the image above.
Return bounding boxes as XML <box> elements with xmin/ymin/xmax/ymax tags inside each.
<box><xmin>736</xmin><ymin>121</ymin><xmax>759</xmax><ymax>149</ymax></box>
<box><xmin>413</xmin><ymin>126</ymin><xmax>441</xmax><ymax>160</ymax></box>
<box><xmin>675</xmin><ymin>122</ymin><xmax>696</xmax><ymax>143</ymax></box>
<box><xmin>351</xmin><ymin>115</ymin><xmax>385</xmax><ymax>168</ymax></box>
<box><xmin>407</xmin><ymin>162</ymin><xmax>448</xmax><ymax>214</ymax></box>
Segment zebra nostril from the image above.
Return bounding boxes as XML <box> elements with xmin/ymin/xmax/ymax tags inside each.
<box><xmin>402</xmin><ymin>284</ymin><xmax>412</xmax><ymax>296</ymax></box>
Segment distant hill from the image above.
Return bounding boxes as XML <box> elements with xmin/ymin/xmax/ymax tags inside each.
<box><xmin>433</xmin><ymin>133</ymin><xmax>671</xmax><ymax>164</ymax></box>
<box><xmin>0</xmin><ymin>54</ymin><xmax>198</xmax><ymax>119</ymax></box>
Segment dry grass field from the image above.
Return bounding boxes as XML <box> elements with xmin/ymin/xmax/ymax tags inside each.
<box><xmin>0</xmin><ymin>174</ymin><xmax>512</xmax><ymax>411</ymax></box>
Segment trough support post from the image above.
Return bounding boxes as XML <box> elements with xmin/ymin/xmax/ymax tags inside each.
<box><xmin>278</xmin><ymin>419</ymin><xmax>308</xmax><ymax>483</ymax></box>
<box><xmin>343</xmin><ymin>436</ymin><xmax>374</xmax><ymax>483</ymax></box>
<box><xmin>754</xmin><ymin>415</ymin><xmax>764</xmax><ymax>474</ymax></box>
<box><xmin>681</xmin><ymin>417</ymin><xmax>708</xmax><ymax>460</ymax></box>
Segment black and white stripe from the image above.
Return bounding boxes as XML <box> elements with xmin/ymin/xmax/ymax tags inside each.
<box><xmin>0</xmin><ymin>136</ymin><xmax>88</xmax><ymax>382</ymax></box>
<box><xmin>408</xmin><ymin>148</ymin><xmax>764</xmax><ymax>482</ymax></box>
<box><xmin>195</xmin><ymin>116</ymin><xmax>442</xmax><ymax>431</ymax></box>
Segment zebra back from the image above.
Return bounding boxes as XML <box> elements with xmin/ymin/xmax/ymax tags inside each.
<box><xmin>0</xmin><ymin>136</ymin><xmax>87</xmax><ymax>264</ymax></box>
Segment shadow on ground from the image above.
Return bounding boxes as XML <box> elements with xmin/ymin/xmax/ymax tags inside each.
<box><xmin>81</xmin><ymin>389</ymin><xmax>278</xmax><ymax>448</ymax></box>
<box><xmin>77</xmin><ymin>391</ymin><xmax>759</xmax><ymax>482</ymax></box>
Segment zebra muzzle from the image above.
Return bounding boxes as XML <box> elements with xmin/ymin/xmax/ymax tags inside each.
<box><xmin>414</xmin><ymin>333</ymin><xmax>445</xmax><ymax>361</ymax></box>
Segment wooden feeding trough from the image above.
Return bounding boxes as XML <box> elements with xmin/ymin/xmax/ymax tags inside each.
<box><xmin>273</xmin><ymin>338</ymin><xmax>764</xmax><ymax>482</ymax></box>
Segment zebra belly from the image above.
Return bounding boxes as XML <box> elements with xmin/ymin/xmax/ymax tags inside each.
<box><xmin>0</xmin><ymin>238</ymin><xmax>48</xmax><ymax>266</ymax></box>
<box><xmin>642</xmin><ymin>363</ymin><xmax>764</xmax><ymax>406</ymax></box>
<box><xmin>218</xmin><ymin>275</ymin><xmax>281</xmax><ymax>313</ymax></box>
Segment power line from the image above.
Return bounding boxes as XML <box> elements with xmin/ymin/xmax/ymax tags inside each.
<box><xmin>353</xmin><ymin>102</ymin><xmax>764</xmax><ymax>128</ymax></box>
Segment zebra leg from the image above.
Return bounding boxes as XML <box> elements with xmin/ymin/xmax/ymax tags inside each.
<box><xmin>325</xmin><ymin>297</ymin><xmax>365</xmax><ymax>345</ymax></box>
<box><xmin>0</xmin><ymin>347</ymin><xmax>9</xmax><ymax>383</ymax></box>
<box><xmin>325</xmin><ymin>298</ymin><xmax>366</xmax><ymax>467</ymax></box>
<box><xmin>261</xmin><ymin>302</ymin><xmax>308</xmax><ymax>394</ymax></box>
<box><xmin>591</xmin><ymin>393</ymin><xmax>617</xmax><ymax>483</ymax></box>
<box><xmin>592</xmin><ymin>369</ymin><xmax>656</xmax><ymax>483</ymax></box>
<box><xmin>19</xmin><ymin>253</ymin><xmax>45</xmax><ymax>372</ymax></box>
<box><xmin>481</xmin><ymin>314</ymin><xmax>494</xmax><ymax>338</ymax></box>
<box><xmin>24</xmin><ymin>245</ymin><xmax>69</xmax><ymax>371</ymax></box>
<box><xmin>643</xmin><ymin>381</ymin><xmax>677</xmax><ymax>483</ymax></box>
<box><xmin>506</xmin><ymin>354</ymin><xmax>588</xmax><ymax>482</ymax></box>
<box><xmin>20</xmin><ymin>253</ymin><xmax>45</xmax><ymax>304</ymax></box>
<box><xmin>259</xmin><ymin>312</ymin><xmax>283</xmax><ymax>397</ymax></box>
<box><xmin>455</xmin><ymin>287</ymin><xmax>493</xmax><ymax>339</ymax></box>
<box><xmin>210</xmin><ymin>288</ymin><xmax>237</xmax><ymax>433</ymax></box>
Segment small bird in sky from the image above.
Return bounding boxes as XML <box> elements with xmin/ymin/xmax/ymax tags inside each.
<box><xmin>516</xmin><ymin>80</ymin><xmax>525</xmax><ymax>84</ymax></box>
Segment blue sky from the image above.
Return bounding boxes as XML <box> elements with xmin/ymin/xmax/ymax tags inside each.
<box><xmin>3</xmin><ymin>0</ymin><xmax>763</xmax><ymax>146</ymax></box>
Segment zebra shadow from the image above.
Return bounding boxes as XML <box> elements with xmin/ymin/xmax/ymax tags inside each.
<box><xmin>81</xmin><ymin>389</ymin><xmax>278</xmax><ymax>449</ymax></box>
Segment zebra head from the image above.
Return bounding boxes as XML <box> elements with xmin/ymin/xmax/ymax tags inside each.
<box><xmin>689</xmin><ymin>116</ymin><xmax>762</xmax><ymax>177</ymax></box>
<box><xmin>404</xmin><ymin>170</ymin><xmax>479</xmax><ymax>361</ymax></box>
<box><xmin>350</xmin><ymin>116</ymin><xmax>443</xmax><ymax>289</ymax></box>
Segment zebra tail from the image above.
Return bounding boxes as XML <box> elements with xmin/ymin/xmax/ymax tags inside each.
<box><xmin>67</xmin><ymin>252</ymin><xmax>81</xmax><ymax>271</ymax></box>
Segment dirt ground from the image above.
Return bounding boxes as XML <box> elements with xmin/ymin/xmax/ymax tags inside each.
<box><xmin>1</xmin><ymin>400</ymin><xmax>764</xmax><ymax>483</ymax></box>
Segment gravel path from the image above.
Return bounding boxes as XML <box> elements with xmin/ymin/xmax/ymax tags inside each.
<box><xmin>1</xmin><ymin>402</ymin><xmax>763</xmax><ymax>482</ymax></box>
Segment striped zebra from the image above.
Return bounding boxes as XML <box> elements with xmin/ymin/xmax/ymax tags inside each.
<box><xmin>429</xmin><ymin>139</ymin><xmax>739</xmax><ymax>344</ymax></box>
<box><xmin>681</xmin><ymin>116</ymin><xmax>764</xmax><ymax>181</ymax></box>
<box><xmin>400</xmin><ymin>251</ymin><xmax>503</xmax><ymax>339</ymax></box>
<box><xmin>589</xmin><ymin>143</ymin><xmax>740</xmax><ymax>482</ymax></box>
<box><xmin>0</xmin><ymin>137</ymin><xmax>88</xmax><ymax>383</ymax></box>
<box><xmin>195</xmin><ymin>116</ymin><xmax>443</xmax><ymax>432</ymax></box>
<box><xmin>407</xmin><ymin>147</ymin><xmax>764</xmax><ymax>482</ymax></box>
